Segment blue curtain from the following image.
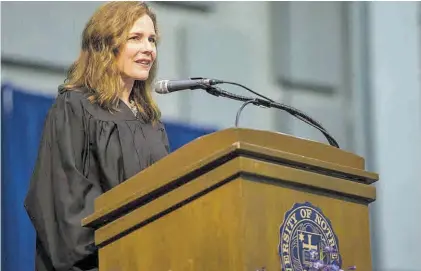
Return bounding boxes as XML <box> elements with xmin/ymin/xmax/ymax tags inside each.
<box><xmin>1</xmin><ymin>84</ymin><xmax>215</xmax><ymax>271</ymax></box>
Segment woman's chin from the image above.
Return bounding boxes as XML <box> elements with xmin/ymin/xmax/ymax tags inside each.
<box><xmin>132</xmin><ymin>73</ymin><xmax>150</xmax><ymax>81</ymax></box>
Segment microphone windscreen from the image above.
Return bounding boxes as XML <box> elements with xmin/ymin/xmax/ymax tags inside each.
<box><xmin>153</xmin><ymin>80</ymin><xmax>169</xmax><ymax>94</ymax></box>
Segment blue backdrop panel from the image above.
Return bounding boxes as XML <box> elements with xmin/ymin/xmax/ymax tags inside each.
<box><xmin>1</xmin><ymin>84</ymin><xmax>215</xmax><ymax>271</ymax></box>
<box><xmin>1</xmin><ymin>84</ymin><xmax>53</xmax><ymax>271</ymax></box>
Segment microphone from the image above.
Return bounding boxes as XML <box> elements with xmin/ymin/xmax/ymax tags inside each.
<box><xmin>154</xmin><ymin>78</ymin><xmax>223</xmax><ymax>94</ymax></box>
<box><xmin>154</xmin><ymin>78</ymin><xmax>340</xmax><ymax>148</ymax></box>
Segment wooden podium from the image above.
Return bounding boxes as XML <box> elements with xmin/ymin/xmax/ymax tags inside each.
<box><xmin>82</xmin><ymin>128</ymin><xmax>378</xmax><ymax>271</ymax></box>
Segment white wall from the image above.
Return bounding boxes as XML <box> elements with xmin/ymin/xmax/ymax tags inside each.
<box><xmin>270</xmin><ymin>2</ymin><xmax>354</xmax><ymax>151</ymax></box>
<box><xmin>368</xmin><ymin>2</ymin><xmax>421</xmax><ymax>270</ymax></box>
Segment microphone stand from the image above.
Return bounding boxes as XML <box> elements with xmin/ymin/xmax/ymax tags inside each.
<box><xmin>203</xmin><ymin>85</ymin><xmax>340</xmax><ymax>149</ymax></box>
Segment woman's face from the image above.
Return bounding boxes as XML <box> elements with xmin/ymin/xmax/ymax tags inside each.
<box><xmin>117</xmin><ymin>14</ymin><xmax>157</xmax><ymax>82</ymax></box>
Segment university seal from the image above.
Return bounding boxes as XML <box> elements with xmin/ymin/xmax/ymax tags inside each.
<box><xmin>278</xmin><ymin>202</ymin><xmax>341</xmax><ymax>271</ymax></box>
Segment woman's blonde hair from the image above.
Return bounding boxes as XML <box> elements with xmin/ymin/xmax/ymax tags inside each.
<box><xmin>63</xmin><ymin>1</ymin><xmax>161</xmax><ymax>122</ymax></box>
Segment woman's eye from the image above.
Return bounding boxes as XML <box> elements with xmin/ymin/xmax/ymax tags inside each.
<box><xmin>149</xmin><ymin>37</ymin><xmax>156</xmax><ymax>43</ymax></box>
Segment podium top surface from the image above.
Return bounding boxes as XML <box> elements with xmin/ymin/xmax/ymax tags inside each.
<box><xmin>82</xmin><ymin>128</ymin><xmax>378</xmax><ymax>227</ymax></box>
<box><xmin>201</xmin><ymin>128</ymin><xmax>365</xmax><ymax>168</ymax></box>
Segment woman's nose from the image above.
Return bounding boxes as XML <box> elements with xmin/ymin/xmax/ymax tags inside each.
<box><xmin>140</xmin><ymin>38</ymin><xmax>153</xmax><ymax>53</ymax></box>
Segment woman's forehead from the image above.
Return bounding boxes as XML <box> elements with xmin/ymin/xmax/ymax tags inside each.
<box><xmin>129</xmin><ymin>15</ymin><xmax>156</xmax><ymax>34</ymax></box>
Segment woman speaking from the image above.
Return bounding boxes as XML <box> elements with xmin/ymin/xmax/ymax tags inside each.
<box><xmin>24</xmin><ymin>2</ymin><xmax>170</xmax><ymax>270</ymax></box>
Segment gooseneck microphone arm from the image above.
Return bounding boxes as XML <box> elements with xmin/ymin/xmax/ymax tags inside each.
<box><xmin>153</xmin><ymin>78</ymin><xmax>340</xmax><ymax>148</ymax></box>
<box><xmin>203</xmin><ymin>85</ymin><xmax>340</xmax><ymax>149</ymax></box>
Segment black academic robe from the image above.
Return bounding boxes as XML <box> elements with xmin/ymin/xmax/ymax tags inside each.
<box><xmin>24</xmin><ymin>87</ymin><xmax>170</xmax><ymax>271</ymax></box>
